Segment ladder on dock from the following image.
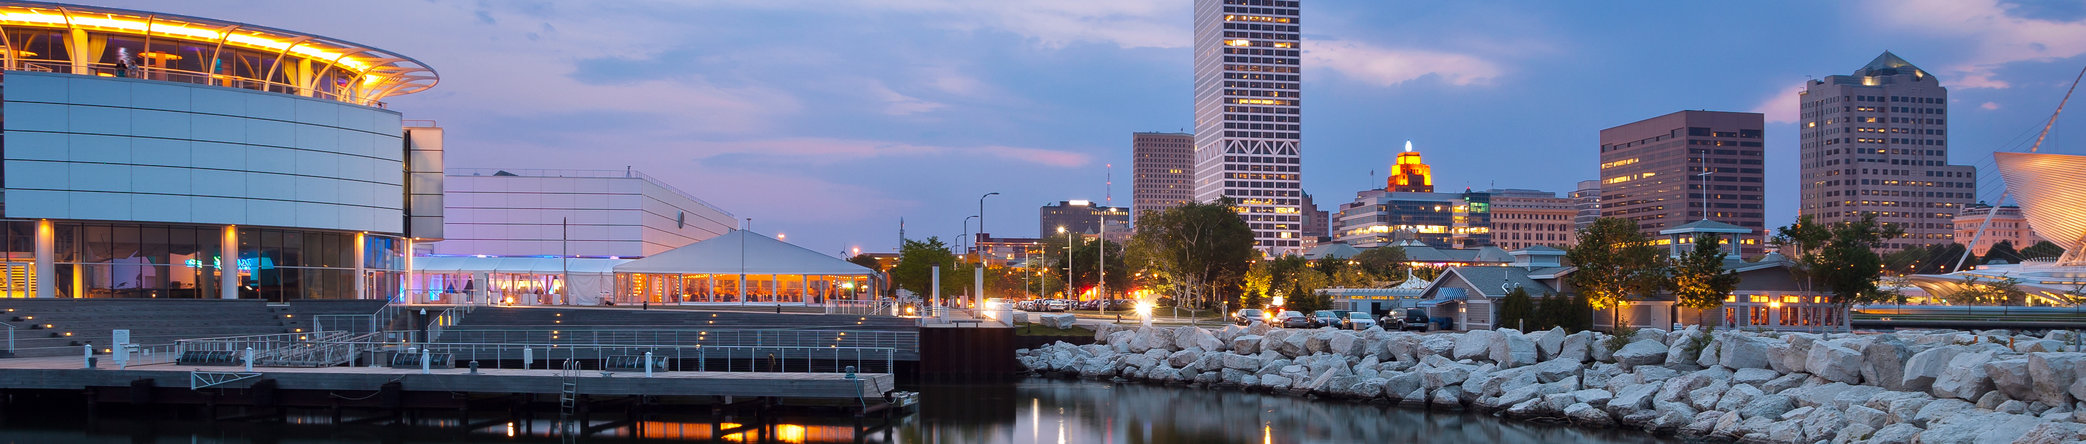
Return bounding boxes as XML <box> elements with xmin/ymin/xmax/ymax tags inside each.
<box><xmin>558</xmin><ymin>359</ymin><xmax>580</xmax><ymax>438</ymax></box>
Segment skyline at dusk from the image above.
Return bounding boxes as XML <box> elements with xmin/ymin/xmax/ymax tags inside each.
<box><xmin>81</xmin><ymin>0</ymin><xmax>2086</xmax><ymax>256</ymax></box>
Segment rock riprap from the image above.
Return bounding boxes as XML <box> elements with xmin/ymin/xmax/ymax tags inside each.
<box><xmin>1013</xmin><ymin>325</ymin><xmax>2086</xmax><ymax>443</ymax></box>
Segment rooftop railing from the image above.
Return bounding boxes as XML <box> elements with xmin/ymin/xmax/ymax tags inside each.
<box><xmin>7</xmin><ymin>60</ymin><xmax>388</xmax><ymax>108</ymax></box>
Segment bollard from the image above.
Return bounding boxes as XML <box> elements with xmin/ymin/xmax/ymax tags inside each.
<box><xmin>244</xmin><ymin>347</ymin><xmax>255</xmax><ymax>372</ymax></box>
<box><xmin>83</xmin><ymin>344</ymin><xmax>93</xmax><ymax>369</ymax></box>
<box><xmin>469</xmin><ymin>360</ymin><xmax>479</xmax><ymax>375</ymax></box>
<box><xmin>421</xmin><ymin>348</ymin><xmax>431</xmax><ymax>374</ymax></box>
<box><xmin>644</xmin><ymin>351</ymin><xmax>654</xmax><ymax>378</ymax></box>
<box><xmin>524</xmin><ymin>347</ymin><xmax>535</xmax><ymax>369</ymax></box>
<box><xmin>845</xmin><ymin>365</ymin><xmax>856</xmax><ymax>380</ymax></box>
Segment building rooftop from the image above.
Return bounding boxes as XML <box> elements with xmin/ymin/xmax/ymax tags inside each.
<box><xmin>0</xmin><ymin>1</ymin><xmax>437</xmax><ymax>106</ymax></box>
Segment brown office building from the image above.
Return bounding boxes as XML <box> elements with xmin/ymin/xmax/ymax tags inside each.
<box><xmin>1598</xmin><ymin>111</ymin><xmax>1767</xmax><ymax>256</ymax></box>
<box><xmin>1489</xmin><ymin>189</ymin><xmax>1579</xmax><ymax>251</ymax></box>
<box><xmin>1798</xmin><ymin>52</ymin><xmax>1975</xmax><ymax>251</ymax></box>
<box><xmin>1132</xmin><ymin>132</ymin><xmax>1195</xmax><ymax>223</ymax></box>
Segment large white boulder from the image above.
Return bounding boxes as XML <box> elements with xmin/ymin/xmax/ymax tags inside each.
<box><xmin>1230</xmin><ymin>335</ymin><xmax>1263</xmax><ymax>355</ymax></box>
<box><xmin>1985</xmin><ymin>357</ymin><xmax>2036</xmax><ymax>402</ymax></box>
<box><xmin>1804</xmin><ymin>341</ymin><xmax>1864</xmax><ymax>384</ymax></box>
<box><xmin>1931</xmin><ymin>351</ymin><xmax>1998</xmax><ymax>401</ymax></box>
<box><xmin>1534</xmin><ymin>327</ymin><xmax>1566</xmax><ymax>361</ymax></box>
<box><xmin>1038</xmin><ymin>313</ymin><xmax>1078</xmax><ymax>330</ymax></box>
<box><xmin>1859</xmin><ymin>335</ymin><xmax>1912</xmax><ymax>391</ymax></box>
<box><xmin>1172</xmin><ymin>326</ymin><xmax>1225</xmax><ymax>352</ymax></box>
<box><xmin>1454</xmin><ymin>330</ymin><xmax>1498</xmax><ymax>361</ymax></box>
<box><xmin>1718</xmin><ymin>334</ymin><xmax>1771</xmax><ymax>370</ymax></box>
<box><xmin>1490</xmin><ymin>329</ymin><xmax>1539</xmax><ymax>368</ymax></box>
<box><xmin>1557</xmin><ymin>331</ymin><xmax>1593</xmax><ymax>363</ymax></box>
<box><xmin>1328</xmin><ymin>331</ymin><xmax>1361</xmax><ymax>357</ymax></box>
<box><xmin>1782</xmin><ymin>334</ymin><xmax>1817</xmax><ymax>374</ymax></box>
<box><xmin>1420</xmin><ymin>362</ymin><xmax>1475</xmax><ymax>389</ymax></box>
<box><xmin>1902</xmin><ymin>345</ymin><xmax>1968</xmax><ymax>393</ymax></box>
<box><xmin>1918</xmin><ymin>411</ymin><xmax>2046</xmax><ymax>444</ymax></box>
<box><xmin>1419</xmin><ymin>334</ymin><xmax>1457</xmax><ymax>359</ymax></box>
<box><xmin>2028</xmin><ymin>352</ymin><xmax>2086</xmax><ymax>406</ymax></box>
<box><xmin>1614</xmin><ymin>340</ymin><xmax>1669</xmax><ymax>370</ymax></box>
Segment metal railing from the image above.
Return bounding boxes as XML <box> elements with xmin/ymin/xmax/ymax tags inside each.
<box><xmin>117</xmin><ymin>343</ymin><xmax>182</xmax><ymax>368</ymax></box>
<box><xmin>10</xmin><ymin>60</ymin><xmax>389</xmax><ymax>107</ymax></box>
<box><xmin>175</xmin><ymin>331</ymin><xmax>349</xmax><ymax>363</ymax></box>
<box><xmin>395</xmin><ymin>342</ymin><xmax>898</xmax><ymax>374</ymax></box>
<box><xmin>424</xmin><ymin>303</ymin><xmax>478</xmax><ymax>343</ymax></box>
<box><xmin>435</xmin><ymin>328</ymin><xmax>919</xmax><ymax>354</ymax></box>
<box><xmin>824</xmin><ymin>299</ymin><xmax>894</xmax><ymax>316</ymax></box>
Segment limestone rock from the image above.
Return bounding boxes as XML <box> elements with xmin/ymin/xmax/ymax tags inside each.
<box><xmin>1987</xmin><ymin>357</ymin><xmax>2037</xmax><ymax>402</ymax></box>
<box><xmin>1490</xmin><ymin>329</ymin><xmax>1539</xmax><ymax>368</ymax></box>
<box><xmin>1805</xmin><ymin>341</ymin><xmax>1864</xmax><ymax>384</ymax></box>
<box><xmin>1454</xmin><ymin>330</ymin><xmax>1497</xmax><ymax>361</ymax></box>
<box><xmin>2028</xmin><ymin>352</ymin><xmax>2086</xmax><ymax>406</ymax></box>
<box><xmin>1535</xmin><ymin>327</ymin><xmax>1566</xmax><ymax>361</ymax></box>
<box><xmin>1230</xmin><ymin>335</ymin><xmax>1263</xmax><ymax>355</ymax></box>
<box><xmin>1038</xmin><ymin>313</ymin><xmax>1078</xmax><ymax>329</ymax></box>
<box><xmin>1558</xmin><ymin>331</ymin><xmax>1593</xmax><ymax>363</ymax></box>
<box><xmin>1901</xmin><ymin>344</ymin><xmax>1967</xmax><ymax>393</ymax></box>
<box><xmin>1430</xmin><ymin>385</ymin><xmax>1465</xmax><ymax>410</ymax></box>
<box><xmin>1565</xmin><ymin>402</ymin><xmax>1613</xmax><ymax>428</ymax></box>
<box><xmin>1713</xmin><ymin>383</ymin><xmax>1763</xmax><ymax>412</ymax></box>
<box><xmin>1614</xmin><ymin>340</ymin><xmax>1669</xmax><ymax>370</ymax></box>
<box><xmin>1173</xmin><ymin>326</ymin><xmax>1225</xmax><ymax>352</ymax></box>
<box><xmin>1420</xmin><ymin>334</ymin><xmax>1457</xmax><ymax>360</ymax></box>
<box><xmin>1918</xmin><ymin>411</ymin><xmax>2044</xmax><ymax>444</ymax></box>
<box><xmin>1783</xmin><ymin>334</ymin><xmax>1817</xmax><ymax>374</ymax></box>
<box><xmin>1858</xmin><ymin>335</ymin><xmax>1911</xmax><ymax>391</ymax></box>
<box><xmin>1737</xmin><ymin>394</ymin><xmax>1795</xmax><ymax>420</ymax></box>
<box><xmin>1912</xmin><ymin>398</ymin><xmax>1973</xmax><ymax>428</ymax></box>
<box><xmin>1931</xmin><ymin>350</ymin><xmax>1996</xmax><ymax>401</ymax></box>
<box><xmin>1719</xmin><ymin>335</ymin><xmax>1772</xmax><ymax>370</ymax></box>
<box><xmin>1607</xmin><ymin>382</ymin><xmax>1660</xmax><ymax>417</ymax></box>
<box><xmin>2016</xmin><ymin>421</ymin><xmax>2086</xmax><ymax>444</ymax></box>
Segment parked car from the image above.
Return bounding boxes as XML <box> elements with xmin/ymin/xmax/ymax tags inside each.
<box><xmin>1233</xmin><ymin>308</ymin><xmax>1265</xmax><ymax>326</ymax></box>
<box><xmin>1399</xmin><ymin>308</ymin><xmax>1430</xmax><ymax>331</ymax></box>
<box><xmin>1276</xmin><ymin>311</ymin><xmax>1311</xmax><ymax>328</ymax></box>
<box><xmin>1341</xmin><ymin>312</ymin><xmax>1377</xmax><ymax>330</ymax></box>
<box><xmin>1311</xmin><ymin>310</ymin><xmax>1341</xmax><ymax>328</ymax></box>
<box><xmin>1041</xmin><ymin>300</ymin><xmax>1071</xmax><ymax>312</ymax></box>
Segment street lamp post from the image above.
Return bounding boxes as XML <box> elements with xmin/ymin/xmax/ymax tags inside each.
<box><xmin>978</xmin><ymin>192</ymin><xmax>1000</xmax><ymax>264</ymax></box>
<box><xmin>961</xmin><ymin>215</ymin><xmax>978</xmax><ymax>261</ymax></box>
<box><xmin>1697</xmin><ymin>170</ymin><xmax>1714</xmax><ymax>221</ymax></box>
<box><xmin>1058</xmin><ymin>226</ymin><xmax>1070</xmax><ymax>299</ymax></box>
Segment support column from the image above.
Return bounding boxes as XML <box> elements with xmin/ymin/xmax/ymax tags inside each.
<box><xmin>353</xmin><ymin>233</ymin><xmax>367</xmax><ymax>300</ymax></box>
<box><xmin>33</xmin><ymin>220</ymin><xmax>53</xmax><ymax>298</ymax></box>
<box><xmin>220</xmin><ymin>226</ymin><xmax>238</xmax><ymax>299</ymax></box>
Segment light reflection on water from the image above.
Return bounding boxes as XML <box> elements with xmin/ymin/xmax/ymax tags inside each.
<box><xmin>0</xmin><ymin>379</ymin><xmax>1678</xmax><ymax>443</ymax></box>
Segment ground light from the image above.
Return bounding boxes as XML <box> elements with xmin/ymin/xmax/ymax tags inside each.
<box><xmin>1135</xmin><ymin>300</ymin><xmax>1154</xmax><ymax>327</ymax></box>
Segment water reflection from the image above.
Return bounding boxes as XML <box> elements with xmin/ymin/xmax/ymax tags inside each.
<box><xmin>0</xmin><ymin>379</ymin><xmax>1676</xmax><ymax>443</ymax></box>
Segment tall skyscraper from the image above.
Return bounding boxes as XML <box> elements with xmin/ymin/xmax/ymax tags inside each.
<box><xmin>1598</xmin><ymin>111</ymin><xmax>1767</xmax><ymax>256</ymax></box>
<box><xmin>1387</xmin><ymin>140</ymin><xmax>1434</xmax><ymax>192</ymax></box>
<box><xmin>1039</xmin><ymin>200</ymin><xmax>1131</xmax><ymax>243</ymax></box>
<box><xmin>1193</xmin><ymin>0</ymin><xmax>1304</xmax><ymax>256</ymax></box>
<box><xmin>1798</xmin><ymin>52</ymin><xmax>1974</xmax><ymax>251</ymax></box>
<box><xmin>1570</xmin><ymin>180</ymin><xmax>1602</xmax><ymax>232</ymax></box>
<box><xmin>1131</xmin><ymin>132</ymin><xmax>1195</xmax><ymax>223</ymax></box>
<box><xmin>1300</xmin><ymin>192</ymin><xmax>1328</xmax><ymax>239</ymax></box>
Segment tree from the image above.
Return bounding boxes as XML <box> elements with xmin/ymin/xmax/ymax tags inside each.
<box><xmin>2022</xmin><ymin>241</ymin><xmax>2066</xmax><ymax>261</ymax></box>
<box><xmin>1287</xmin><ymin>281</ymin><xmax>1333</xmax><ymax>313</ymax></box>
<box><xmin>1124</xmin><ymin>199</ymin><xmax>1258</xmax><ymax>312</ymax></box>
<box><xmin>887</xmin><ymin>237</ymin><xmax>968</xmax><ymax>300</ymax></box>
<box><xmin>1942</xmin><ymin>275</ymin><xmax>2026</xmax><ymax>306</ymax></box>
<box><xmin>1982</xmin><ymin>240</ymin><xmax>2024</xmax><ymax>265</ymax></box>
<box><xmin>1497</xmin><ymin>286</ymin><xmax>1535</xmax><ymax>331</ymax></box>
<box><xmin>1668</xmin><ymin>234</ymin><xmax>1741</xmax><ymax>326</ymax></box>
<box><xmin>1565</xmin><ymin>217</ymin><xmax>1667</xmax><ymax>331</ymax></box>
<box><xmin>1775</xmin><ymin>214</ymin><xmax>1903</xmax><ymax>332</ymax></box>
<box><xmin>1352</xmin><ymin>246</ymin><xmax>1410</xmax><ymax>282</ymax></box>
<box><xmin>847</xmin><ymin>254</ymin><xmax>885</xmax><ymax>272</ymax></box>
<box><xmin>1044</xmin><ymin>232</ymin><xmax>1128</xmax><ymax>299</ymax></box>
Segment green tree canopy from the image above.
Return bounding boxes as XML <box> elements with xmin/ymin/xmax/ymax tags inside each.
<box><xmin>1125</xmin><ymin>199</ymin><xmax>1257</xmax><ymax>311</ymax></box>
<box><xmin>1564</xmin><ymin>217</ymin><xmax>1667</xmax><ymax>330</ymax></box>
<box><xmin>887</xmin><ymin>237</ymin><xmax>968</xmax><ymax>299</ymax></box>
<box><xmin>1982</xmin><ymin>240</ymin><xmax>2024</xmax><ymax>265</ymax></box>
<box><xmin>1497</xmin><ymin>286</ymin><xmax>1534</xmax><ymax>331</ymax></box>
<box><xmin>1351</xmin><ymin>246</ymin><xmax>1409</xmax><ymax>282</ymax></box>
<box><xmin>2022</xmin><ymin>241</ymin><xmax>2066</xmax><ymax>261</ymax></box>
<box><xmin>1043</xmin><ymin>232</ymin><xmax>1129</xmax><ymax>299</ymax></box>
<box><xmin>1775</xmin><ymin>214</ymin><xmax>1904</xmax><ymax>331</ymax></box>
<box><xmin>1668</xmin><ymin>234</ymin><xmax>1741</xmax><ymax>326</ymax></box>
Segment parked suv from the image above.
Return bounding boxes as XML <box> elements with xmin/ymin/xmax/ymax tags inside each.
<box><xmin>1234</xmin><ymin>309</ymin><xmax>1265</xmax><ymax>326</ymax></box>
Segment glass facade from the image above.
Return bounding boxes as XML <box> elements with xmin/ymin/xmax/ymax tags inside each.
<box><xmin>616</xmin><ymin>273</ymin><xmax>871</xmax><ymax>305</ymax></box>
<box><xmin>0</xmin><ymin>220</ymin><xmax>406</xmax><ymax>300</ymax></box>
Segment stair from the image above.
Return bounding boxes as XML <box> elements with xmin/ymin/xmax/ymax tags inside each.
<box><xmin>0</xmin><ymin>299</ymin><xmax>387</xmax><ymax>358</ymax></box>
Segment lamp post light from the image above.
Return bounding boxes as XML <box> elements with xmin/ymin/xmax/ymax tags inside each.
<box><xmin>978</xmin><ymin>192</ymin><xmax>999</xmax><ymax>265</ymax></box>
<box><xmin>1058</xmin><ymin>226</ymin><xmax>1070</xmax><ymax>299</ymax></box>
<box><xmin>961</xmin><ymin>215</ymin><xmax>978</xmax><ymax>261</ymax></box>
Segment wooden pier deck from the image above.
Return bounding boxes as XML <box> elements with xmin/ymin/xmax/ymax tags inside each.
<box><xmin>0</xmin><ymin>357</ymin><xmax>896</xmax><ymax>401</ymax></box>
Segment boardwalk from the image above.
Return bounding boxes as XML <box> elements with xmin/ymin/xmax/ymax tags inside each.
<box><xmin>0</xmin><ymin>356</ymin><xmax>896</xmax><ymax>400</ymax></box>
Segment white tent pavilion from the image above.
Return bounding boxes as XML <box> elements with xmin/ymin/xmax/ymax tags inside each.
<box><xmin>409</xmin><ymin>256</ymin><xmax>628</xmax><ymax>305</ymax></box>
<box><xmin>612</xmin><ymin>230</ymin><xmax>879</xmax><ymax>305</ymax></box>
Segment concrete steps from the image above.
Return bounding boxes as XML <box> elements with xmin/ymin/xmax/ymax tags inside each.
<box><xmin>0</xmin><ymin>299</ymin><xmax>380</xmax><ymax>358</ymax></box>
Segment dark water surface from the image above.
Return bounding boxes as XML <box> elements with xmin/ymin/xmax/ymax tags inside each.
<box><xmin>0</xmin><ymin>379</ymin><xmax>1678</xmax><ymax>443</ymax></box>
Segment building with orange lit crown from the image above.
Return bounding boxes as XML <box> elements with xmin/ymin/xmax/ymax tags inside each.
<box><xmin>1388</xmin><ymin>140</ymin><xmax>1434</xmax><ymax>193</ymax></box>
<box><xmin>0</xmin><ymin>2</ymin><xmax>444</xmax><ymax>300</ymax></box>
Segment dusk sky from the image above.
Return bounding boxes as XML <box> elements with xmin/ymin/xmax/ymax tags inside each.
<box><xmin>88</xmin><ymin>0</ymin><xmax>2086</xmax><ymax>256</ymax></box>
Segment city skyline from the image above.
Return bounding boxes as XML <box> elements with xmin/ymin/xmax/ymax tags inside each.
<box><xmin>78</xmin><ymin>0</ymin><xmax>2086</xmax><ymax>256</ymax></box>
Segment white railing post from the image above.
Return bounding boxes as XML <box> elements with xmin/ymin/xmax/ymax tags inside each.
<box><xmin>644</xmin><ymin>351</ymin><xmax>654</xmax><ymax>378</ymax></box>
<box><xmin>420</xmin><ymin>348</ymin><xmax>431</xmax><ymax>374</ymax></box>
<box><xmin>243</xmin><ymin>347</ymin><xmax>255</xmax><ymax>372</ymax></box>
